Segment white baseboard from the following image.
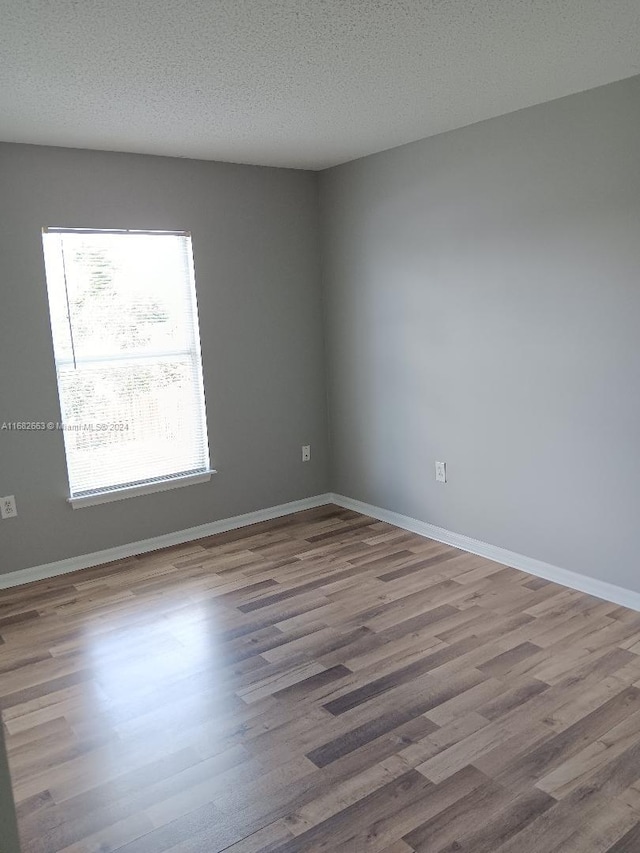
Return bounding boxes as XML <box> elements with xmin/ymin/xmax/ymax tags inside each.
<box><xmin>6</xmin><ymin>490</ymin><xmax>639</xmax><ymax>613</ymax></box>
<box><xmin>0</xmin><ymin>493</ymin><xmax>333</xmax><ymax>590</ymax></box>
<box><xmin>329</xmin><ymin>492</ymin><xmax>640</xmax><ymax>612</ymax></box>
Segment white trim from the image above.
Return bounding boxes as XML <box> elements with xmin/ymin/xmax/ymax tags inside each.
<box><xmin>329</xmin><ymin>493</ymin><xmax>640</xmax><ymax>613</ymax></box>
<box><xmin>7</xmin><ymin>490</ymin><xmax>639</xmax><ymax>613</ymax></box>
<box><xmin>69</xmin><ymin>470</ymin><xmax>216</xmax><ymax>509</ymax></box>
<box><xmin>1</xmin><ymin>493</ymin><xmax>333</xmax><ymax>590</ymax></box>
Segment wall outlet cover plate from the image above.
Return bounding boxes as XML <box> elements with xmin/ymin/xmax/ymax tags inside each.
<box><xmin>0</xmin><ymin>495</ymin><xmax>17</xmax><ymax>519</ymax></box>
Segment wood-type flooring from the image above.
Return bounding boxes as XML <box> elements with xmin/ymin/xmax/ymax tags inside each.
<box><xmin>3</xmin><ymin>505</ymin><xmax>640</xmax><ymax>852</ymax></box>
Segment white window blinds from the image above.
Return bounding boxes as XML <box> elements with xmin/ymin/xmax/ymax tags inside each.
<box><xmin>42</xmin><ymin>228</ymin><xmax>210</xmax><ymax>501</ymax></box>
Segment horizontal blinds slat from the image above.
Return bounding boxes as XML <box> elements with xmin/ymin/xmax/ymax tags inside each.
<box><xmin>44</xmin><ymin>227</ymin><xmax>191</xmax><ymax>236</ymax></box>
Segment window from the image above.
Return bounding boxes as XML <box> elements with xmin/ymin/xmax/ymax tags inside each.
<box><xmin>42</xmin><ymin>228</ymin><xmax>211</xmax><ymax>508</ymax></box>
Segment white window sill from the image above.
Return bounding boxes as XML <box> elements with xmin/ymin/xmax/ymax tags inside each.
<box><xmin>68</xmin><ymin>470</ymin><xmax>216</xmax><ymax>509</ymax></box>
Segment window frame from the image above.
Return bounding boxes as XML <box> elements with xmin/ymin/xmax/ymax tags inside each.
<box><xmin>42</xmin><ymin>226</ymin><xmax>215</xmax><ymax>509</ymax></box>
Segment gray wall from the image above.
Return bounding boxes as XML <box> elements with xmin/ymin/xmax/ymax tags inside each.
<box><xmin>3</xmin><ymin>75</ymin><xmax>640</xmax><ymax>592</ymax></box>
<box><xmin>0</xmin><ymin>143</ymin><xmax>329</xmax><ymax>573</ymax></box>
<box><xmin>320</xmin><ymin>75</ymin><xmax>640</xmax><ymax>592</ymax></box>
<box><xmin>0</xmin><ymin>722</ymin><xmax>20</xmax><ymax>853</ymax></box>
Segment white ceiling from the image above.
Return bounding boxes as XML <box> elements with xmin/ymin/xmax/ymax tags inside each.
<box><xmin>1</xmin><ymin>1</ymin><xmax>639</xmax><ymax>170</ymax></box>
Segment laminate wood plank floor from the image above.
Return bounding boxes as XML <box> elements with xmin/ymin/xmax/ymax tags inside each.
<box><xmin>3</xmin><ymin>505</ymin><xmax>640</xmax><ymax>852</ymax></box>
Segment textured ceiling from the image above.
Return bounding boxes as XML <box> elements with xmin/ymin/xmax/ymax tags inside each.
<box><xmin>1</xmin><ymin>1</ymin><xmax>639</xmax><ymax>170</ymax></box>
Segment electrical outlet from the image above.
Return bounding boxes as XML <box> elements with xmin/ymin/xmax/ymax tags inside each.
<box><xmin>0</xmin><ymin>495</ymin><xmax>17</xmax><ymax>519</ymax></box>
<box><xmin>435</xmin><ymin>461</ymin><xmax>447</xmax><ymax>483</ymax></box>
<box><xmin>302</xmin><ymin>445</ymin><xmax>311</xmax><ymax>462</ymax></box>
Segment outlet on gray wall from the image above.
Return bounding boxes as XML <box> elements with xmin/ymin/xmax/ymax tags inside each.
<box><xmin>0</xmin><ymin>143</ymin><xmax>330</xmax><ymax>573</ymax></box>
<box><xmin>320</xmin><ymin>75</ymin><xmax>640</xmax><ymax>593</ymax></box>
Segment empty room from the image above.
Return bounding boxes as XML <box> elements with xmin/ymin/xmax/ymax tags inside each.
<box><xmin>1</xmin><ymin>2</ymin><xmax>640</xmax><ymax>851</ymax></box>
